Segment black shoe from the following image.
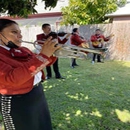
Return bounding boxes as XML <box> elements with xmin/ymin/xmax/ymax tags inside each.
<box><xmin>97</xmin><ymin>61</ymin><xmax>104</xmax><ymax>63</ymax></box>
<box><xmin>55</xmin><ymin>76</ymin><xmax>65</xmax><ymax>79</ymax></box>
<box><xmin>46</xmin><ymin>76</ymin><xmax>51</xmax><ymax>79</ymax></box>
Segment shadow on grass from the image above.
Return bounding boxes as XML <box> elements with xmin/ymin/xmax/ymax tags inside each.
<box><xmin>0</xmin><ymin>60</ymin><xmax>129</xmax><ymax>130</ymax></box>
<box><xmin>43</xmin><ymin>60</ymin><xmax>130</xmax><ymax>130</ymax></box>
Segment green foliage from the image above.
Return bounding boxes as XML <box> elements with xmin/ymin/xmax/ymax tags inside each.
<box><xmin>117</xmin><ymin>0</ymin><xmax>127</xmax><ymax>7</ymax></box>
<box><xmin>44</xmin><ymin>59</ymin><xmax>130</xmax><ymax>130</ymax></box>
<box><xmin>0</xmin><ymin>0</ymin><xmax>58</xmax><ymax>17</ymax></box>
<box><xmin>44</xmin><ymin>0</ymin><xmax>58</xmax><ymax>9</ymax></box>
<box><xmin>61</xmin><ymin>0</ymin><xmax>127</xmax><ymax>25</ymax></box>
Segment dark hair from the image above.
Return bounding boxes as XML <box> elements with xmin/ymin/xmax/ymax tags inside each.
<box><xmin>42</xmin><ymin>23</ymin><xmax>50</xmax><ymax>29</ymax></box>
<box><xmin>96</xmin><ymin>28</ymin><xmax>101</xmax><ymax>31</ymax></box>
<box><xmin>72</xmin><ymin>28</ymin><xmax>78</xmax><ymax>33</ymax></box>
<box><xmin>48</xmin><ymin>31</ymin><xmax>58</xmax><ymax>39</ymax></box>
<box><xmin>0</xmin><ymin>19</ymin><xmax>18</xmax><ymax>32</ymax></box>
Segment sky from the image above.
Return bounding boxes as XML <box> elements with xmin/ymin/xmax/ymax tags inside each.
<box><xmin>34</xmin><ymin>0</ymin><xmax>69</xmax><ymax>13</ymax></box>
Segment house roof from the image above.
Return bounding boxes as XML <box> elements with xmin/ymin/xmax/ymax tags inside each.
<box><xmin>0</xmin><ymin>0</ymin><xmax>68</xmax><ymax>26</ymax></box>
<box><xmin>15</xmin><ymin>16</ymin><xmax>61</xmax><ymax>26</ymax></box>
<box><xmin>107</xmin><ymin>1</ymin><xmax>130</xmax><ymax>17</ymax></box>
<box><xmin>1</xmin><ymin>12</ymin><xmax>62</xmax><ymax>26</ymax></box>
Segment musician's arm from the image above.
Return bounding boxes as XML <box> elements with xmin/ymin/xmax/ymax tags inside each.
<box><xmin>58</xmin><ymin>33</ymin><xmax>71</xmax><ymax>44</ymax></box>
<box><xmin>76</xmin><ymin>36</ymin><xmax>87</xmax><ymax>45</ymax></box>
<box><xmin>58</xmin><ymin>37</ymin><xmax>68</xmax><ymax>44</ymax></box>
<box><xmin>103</xmin><ymin>35</ymin><xmax>110</xmax><ymax>42</ymax></box>
<box><xmin>91</xmin><ymin>35</ymin><xmax>97</xmax><ymax>42</ymax></box>
<box><xmin>36</xmin><ymin>34</ymin><xmax>45</xmax><ymax>44</ymax></box>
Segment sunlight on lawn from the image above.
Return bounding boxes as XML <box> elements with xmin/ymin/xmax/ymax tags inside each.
<box><xmin>66</xmin><ymin>71</ymin><xmax>73</xmax><ymax>78</ymax></box>
<box><xmin>44</xmin><ymin>84</ymin><xmax>53</xmax><ymax>90</ymax></box>
<box><xmin>64</xmin><ymin>110</ymin><xmax>86</xmax><ymax>122</ymax></box>
<box><xmin>120</xmin><ymin>61</ymin><xmax>130</xmax><ymax>68</ymax></box>
<box><xmin>115</xmin><ymin>109</ymin><xmax>130</xmax><ymax>123</ymax></box>
<box><xmin>75</xmin><ymin>110</ymin><xmax>82</xmax><ymax>116</ymax></box>
<box><xmin>111</xmin><ymin>77</ymin><xmax>115</xmax><ymax>80</ymax></box>
<box><xmin>41</xmin><ymin>60</ymin><xmax>130</xmax><ymax>129</ymax></box>
<box><xmin>90</xmin><ymin>109</ymin><xmax>102</xmax><ymax>117</ymax></box>
<box><xmin>65</xmin><ymin>92</ymin><xmax>89</xmax><ymax>101</ymax></box>
<box><xmin>65</xmin><ymin>113</ymin><xmax>71</xmax><ymax>122</ymax></box>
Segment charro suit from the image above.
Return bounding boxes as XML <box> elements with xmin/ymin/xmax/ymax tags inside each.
<box><xmin>91</xmin><ymin>34</ymin><xmax>109</xmax><ymax>62</ymax></box>
<box><xmin>36</xmin><ymin>32</ymin><xmax>68</xmax><ymax>78</ymax></box>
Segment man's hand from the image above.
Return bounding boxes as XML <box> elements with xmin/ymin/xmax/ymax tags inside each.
<box><xmin>65</xmin><ymin>33</ymin><xmax>71</xmax><ymax>39</ymax></box>
<box><xmin>81</xmin><ymin>43</ymin><xmax>89</xmax><ymax>48</ymax></box>
<box><xmin>40</xmin><ymin>36</ymin><xmax>61</xmax><ymax>57</ymax></box>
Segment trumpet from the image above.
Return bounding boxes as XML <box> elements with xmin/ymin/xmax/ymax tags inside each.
<box><xmin>22</xmin><ymin>40</ymin><xmax>108</xmax><ymax>59</ymax></box>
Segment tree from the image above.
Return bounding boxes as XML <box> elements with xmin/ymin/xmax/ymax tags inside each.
<box><xmin>0</xmin><ymin>0</ymin><xmax>58</xmax><ymax>17</ymax></box>
<box><xmin>61</xmin><ymin>0</ymin><xmax>127</xmax><ymax>25</ymax></box>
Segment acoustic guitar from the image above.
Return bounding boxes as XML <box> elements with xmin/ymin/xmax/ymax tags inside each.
<box><xmin>92</xmin><ymin>34</ymin><xmax>114</xmax><ymax>48</ymax></box>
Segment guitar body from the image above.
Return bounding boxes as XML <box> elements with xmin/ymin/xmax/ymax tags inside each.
<box><xmin>92</xmin><ymin>39</ymin><xmax>104</xmax><ymax>48</ymax></box>
<box><xmin>78</xmin><ymin>43</ymin><xmax>89</xmax><ymax>54</ymax></box>
<box><xmin>92</xmin><ymin>34</ymin><xmax>114</xmax><ymax>48</ymax></box>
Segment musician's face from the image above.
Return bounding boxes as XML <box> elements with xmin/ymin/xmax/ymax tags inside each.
<box><xmin>76</xmin><ymin>29</ymin><xmax>79</xmax><ymax>34</ymax></box>
<box><xmin>96</xmin><ymin>30</ymin><xmax>101</xmax><ymax>35</ymax></box>
<box><xmin>0</xmin><ymin>23</ymin><xmax>22</xmax><ymax>47</ymax></box>
<box><xmin>43</xmin><ymin>25</ymin><xmax>51</xmax><ymax>34</ymax></box>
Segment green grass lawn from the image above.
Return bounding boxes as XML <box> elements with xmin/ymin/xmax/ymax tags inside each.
<box><xmin>0</xmin><ymin>59</ymin><xmax>130</xmax><ymax>130</ymax></box>
<box><xmin>43</xmin><ymin>58</ymin><xmax>130</xmax><ymax>130</ymax></box>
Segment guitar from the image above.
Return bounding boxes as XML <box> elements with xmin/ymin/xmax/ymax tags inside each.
<box><xmin>92</xmin><ymin>34</ymin><xmax>114</xmax><ymax>48</ymax></box>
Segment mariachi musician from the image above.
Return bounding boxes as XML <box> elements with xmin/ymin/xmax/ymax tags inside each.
<box><xmin>91</xmin><ymin>28</ymin><xmax>111</xmax><ymax>63</ymax></box>
<box><xmin>36</xmin><ymin>23</ymin><xmax>71</xmax><ymax>79</ymax></box>
<box><xmin>0</xmin><ymin>18</ymin><xmax>62</xmax><ymax>130</ymax></box>
<box><xmin>70</xmin><ymin>28</ymin><xmax>89</xmax><ymax>68</ymax></box>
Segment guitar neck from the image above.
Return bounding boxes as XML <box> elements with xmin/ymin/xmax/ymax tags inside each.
<box><xmin>106</xmin><ymin>34</ymin><xmax>114</xmax><ymax>39</ymax></box>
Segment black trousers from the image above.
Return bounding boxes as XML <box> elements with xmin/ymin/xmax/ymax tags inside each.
<box><xmin>92</xmin><ymin>53</ymin><xmax>101</xmax><ymax>62</ymax></box>
<box><xmin>71</xmin><ymin>58</ymin><xmax>77</xmax><ymax>66</ymax></box>
<box><xmin>46</xmin><ymin>58</ymin><xmax>61</xmax><ymax>78</ymax></box>
<box><xmin>0</xmin><ymin>83</ymin><xmax>52</xmax><ymax>130</ymax></box>
<box><xmin>92</xmin><ymin>47</ymin><xmax>102</xmax><ymax>62</ymax></box>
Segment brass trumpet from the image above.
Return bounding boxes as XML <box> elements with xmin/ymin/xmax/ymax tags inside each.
<box><xmin>22</xmin><ymin>40</ymin><xmax>108</xmax><ymax>59</ymax></box>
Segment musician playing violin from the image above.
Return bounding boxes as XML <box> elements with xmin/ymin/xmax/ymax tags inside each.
<box><xmin>91</xmin><ymin>29</ymin><xmax>110</xmax><ymax>63</ymax></box>
<box><xmin>36</xmin><ymin>23</ymin><xmax>71</xmax><ymax>79</ymax></box>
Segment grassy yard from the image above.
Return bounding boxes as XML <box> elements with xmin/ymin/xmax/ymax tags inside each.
<box><xmin>43</xmin><ymin>58</ymin><xmax>130</xmax><ymax>130</ymax></box>
<box><xmin>0</xmin><ymin>59</ymin><xmax>130</xmax><ymax>130</ymax></box>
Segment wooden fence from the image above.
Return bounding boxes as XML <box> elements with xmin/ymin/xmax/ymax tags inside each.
<box><xmin>20</xmin><ymin>23</ymin><xmax>130</xmax><ymax>61</ymax></box>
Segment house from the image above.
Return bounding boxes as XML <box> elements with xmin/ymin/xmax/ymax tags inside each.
<box><xmin>0</xmin><ymin>0</ymin><xmax>69</xmax><ymax>27</ymax></box>
<box><xmin>106</xmin><ymin>0</ymin><xmax>130</xmax><ymax>23</ymax></box>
